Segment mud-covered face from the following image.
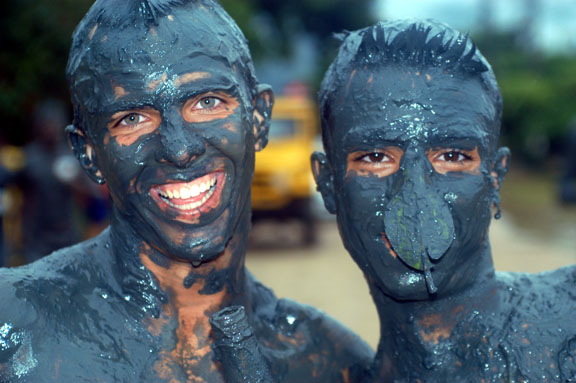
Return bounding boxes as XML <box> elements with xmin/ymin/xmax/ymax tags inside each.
<box><xmin>319</xmin><ymin>66</ymin><xmax>504</xmax><ymax>300</ymax></box>
<box><xmin>70</xmin><ymin>9</ymin><xmax>267</xmax><ymax>263</ymax></box>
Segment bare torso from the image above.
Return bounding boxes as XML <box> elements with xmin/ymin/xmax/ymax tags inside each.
<box><xmin>0</xmin><ymin>229</ymin><xmax>373</xmax><ymax>383</ymax></box>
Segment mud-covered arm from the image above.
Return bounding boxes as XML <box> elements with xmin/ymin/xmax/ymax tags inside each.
<box><xmin>210</xmin><ymin>306</ymin><xmax>276</xmax><ymax>383</ymax></box>
<box><xmin>0</xmin><ymin>323</ymin><xmax>20</xmax><ymax>366</ymax></box>
<box><xmin>0</xmin><ymin>273</ymin><xmax>40</xmax><ymax>382</ymax></box>
<box><xmin>0</xmin><ymin>320</ymin><xmax>37</xmax><ymax>381</ymax></box>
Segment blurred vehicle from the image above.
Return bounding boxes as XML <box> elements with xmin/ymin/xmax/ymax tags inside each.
<box><xmin>251</xmin><ymin>95</ymin><xmax>318</xmax><ymax>245</ymax></box>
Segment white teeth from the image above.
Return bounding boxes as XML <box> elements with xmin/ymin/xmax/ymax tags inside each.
<box><xmin>162</xmin><ymin>184</ymin><xmax>217</xmax><ymax>211</ymax></box>
<box><xmin>157</xmin><ymin>174</ymin><xmax>218</xmax><ymax>211</ymax></box>
<box><xmin>190</xmin><ymin>184</ymin><xmax>200</xmax><ymax>197</ymax></box>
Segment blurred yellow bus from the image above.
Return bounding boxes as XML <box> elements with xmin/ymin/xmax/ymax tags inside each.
<box><xmin>251</xmin><ymin>95</ymin><xmax>318</xmax><ymax>245</ymax></box>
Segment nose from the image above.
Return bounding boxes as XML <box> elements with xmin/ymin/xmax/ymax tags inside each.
<box><xmin>383</xmin><ymin>148</ymin><xmax>455</xmax><ymax>271</ymax></box>
<box><xmin>157</xmin><ymin>113</ymin><xmax>206</xmax><ymax>168</ymax></box>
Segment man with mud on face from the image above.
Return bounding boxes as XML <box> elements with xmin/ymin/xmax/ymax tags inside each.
<box><xmin>313</xmin><ymin>20</ymin><xmax>576</xmax><ymax>383</ymax></box>
<box><xmin>0</xmin><ymin>1</ymin><xmax>374</xmax><ymax>381</ymax></box>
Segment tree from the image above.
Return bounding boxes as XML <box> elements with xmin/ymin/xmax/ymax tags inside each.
<box><xmin>0</xmin><ymin>0</ymin><xmax>93</xmax><ymax>144</ymax></box>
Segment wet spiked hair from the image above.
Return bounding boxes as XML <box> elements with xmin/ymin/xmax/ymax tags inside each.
<box><xmin>319</xmin><ymin>19</ymin><xmax>502</xmax><ymax>152</ymax></box>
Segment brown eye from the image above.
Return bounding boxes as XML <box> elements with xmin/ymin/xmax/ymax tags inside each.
<box><xmin>439</xmin><ymin>151</ymin><xmax>470</xmax><ymax>162</ymax></box>
<box><xmin>360</xmin><ymin>152</ymin><xmax>389</xmax><ymax>163</ymax></box>
<box><xmin>347</xmin><ymin>147</ymin><xmax>404</xmax><ymax>178</ymax></box>
<box><xmin>427</xmin><ymin>147</ymin><xmax>481</xmax><ymax>175</ymax></box>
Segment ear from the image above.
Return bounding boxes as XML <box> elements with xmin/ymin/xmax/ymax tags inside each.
<box><xmin>492</xmin><ymin>147</ymin><xmax>510</xmax><ymax>190</ymax></box>
<box><xmin>252</xmin><ymin>84</ymin><xmax>274</xmax><ymax>152</ymax></box>
<box><xmin>66</xmin><ymin>124</ymin><xmax>105</xmax><ymax>185</ymax></box>
<box><xmin>490</xmin><ymin>146</ymin><xmax>511</xmax><ymax>219</ymax></box>
<box><xmin>311</xmin><ymin>151</ymin><xmax>337</xmax><ymax>214</ymax></box>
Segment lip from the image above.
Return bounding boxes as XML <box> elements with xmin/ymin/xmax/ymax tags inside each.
<box><xmin>149</xmin><ymin>170</ymin><xmax>226</xmax><ymax>223</ymax></box>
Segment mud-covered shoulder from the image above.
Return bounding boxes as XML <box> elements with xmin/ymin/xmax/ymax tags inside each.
<box><xmin>0</xmin><ymin>232</ymin><xmax>114</xmax><ymax>381</ymax></box>
<box><xmin>497</xmin><ymin>265</ymin><xmax>576</xmax><ymax>320</ymax></box>
<box><xmin>496</xmin><ymin>265</ymin><xmax>576</xmax><ymax>381</ymax></box>
<box><xmin>248</xmin><ymin>274</ymin><xmax>374</xmax><ymax>383</ymax></box>
<box><xmin>0</xmin><ymin>265</ymin><xmax>41</xmax><ymax>380</ymax></box>
<box><xmin>0</xmin><ymin>234</ymin><xmax>109</xmax><ymax>342</ymax></box>
<box><xmin>3</xmin><ymin>233</ymin><xmax>110</xmax><ymax>308</ymax></box>
<box><xmin>0</xmin><ymin>267</ymin><xmax>38</xmax><ymax>364</ymax></box>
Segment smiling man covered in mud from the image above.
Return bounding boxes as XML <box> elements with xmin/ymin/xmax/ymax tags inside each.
<box><xmin>313</xmin><ymin>20</ymin><xmax>576</xmax><ymax>382</ymax></box>
<box><xmin>0</xmin><ymin>1</ymin><xmax>373</xmax><ymax>381</ymax></box>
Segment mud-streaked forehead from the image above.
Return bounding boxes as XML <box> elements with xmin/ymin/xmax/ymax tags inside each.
<box><xmin>73</xmin><ymin>55</ymin><xmax>245</xmax><ymax>116</ymax></box>
<box><xmin>328</xmin><ymin>66</ymin><xmax>497</xmax><ymax>151</ymax></box>
<box><xmin>68</xmin><ymin>4</ymin><xmax>254</xmax><ymax>112</ymax></box>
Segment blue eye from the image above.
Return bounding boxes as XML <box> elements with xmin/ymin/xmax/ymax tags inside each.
<box><xmin>120</xmin><ymin>113</ymin><xmax>145</xmax><ymax>126</ymax></box>
<box><xmin>196</xmin><ymin>97</ymin><xmax>222</xmax><ymax>109</ymax></box>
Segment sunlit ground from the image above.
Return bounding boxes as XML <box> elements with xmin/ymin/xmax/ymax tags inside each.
<box><xmin>246</xmin><ymin>169</ymin><xmax>576</xmax><ymax>349</ymax></box>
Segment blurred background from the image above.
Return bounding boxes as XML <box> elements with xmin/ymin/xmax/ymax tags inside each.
<box><xmin>0</xmin><ymin>0</ymin><xmax>575</xmax><ymax>348</ymax></box>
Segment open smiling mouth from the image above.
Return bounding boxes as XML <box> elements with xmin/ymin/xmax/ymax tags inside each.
<box><xmin>150</xmin><ymin>171</ymin><xmax>226</xmax><ymax>221</ymax></box>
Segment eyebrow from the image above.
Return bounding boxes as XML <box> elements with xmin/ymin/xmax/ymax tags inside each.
<box><xmin>343</xmin><ymin>123</ymin><xmax>407</xmax><ymax>144</ymax></box>
<box><xmin>426</xmin><ymin>136</ymin><xmax>485</xmax><ymax>150</ymax></box>
<box><xmin>343</xmin><ymin>132</ymin><xmax>405</xmax><ymax>150</ymax></box>
<box><xmin>101</xmin><ymin>98</ymin><xmax>158</xmax><ymax>118</ymax></box>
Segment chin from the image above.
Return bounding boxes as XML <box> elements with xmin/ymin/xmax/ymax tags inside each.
<box><xmin>148</xmin><ymin>206</ymin><xmax>237</xmax><ymax>264</ymax></box>
<box><xmin>369</xmin><ymin>270</ymin><xmax>433</xmax><ymax>301</ymax></box>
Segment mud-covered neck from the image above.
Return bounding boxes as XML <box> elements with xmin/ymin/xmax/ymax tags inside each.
<box><xmin>108</xmin><ymin>209</ymin><xmax>253</xmax><ymax>320</ymax></box>
<box><xmin>368</xmin><ymin>243</ymin><xmax>501</xmax><ymax>377</ymax></box>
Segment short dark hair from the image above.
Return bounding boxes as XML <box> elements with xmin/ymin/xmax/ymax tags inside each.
<box><xmin>319</xmin><ymin>19</ymin><xmax>502</xmax><ymax>153</ymax></box>
<box><xmin>66</xmin><ymin>0</ymin><xmax>258</xmax><ymax>133</ymax></box>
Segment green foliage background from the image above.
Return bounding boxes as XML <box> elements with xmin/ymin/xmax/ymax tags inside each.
<box><xmin>476</xmin><ymin>31</ymin><xmax>576</xmax><ymax>163</ymax></box>
<box><xmin>0</xmin><ymin>0</ymin><xmax>94</xmax><ymax>144</ymax></box>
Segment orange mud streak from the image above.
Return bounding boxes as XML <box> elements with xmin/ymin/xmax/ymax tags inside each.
<box><xmin>114</xmin><ymin>86</ymin><xmax>128</xmax><ymax>100</ymax></box>
<box><xmin>381</xmin><ymin>233</ymin><xmax>398</xmax><ymax>259</ymax></box>
<box><xmin>417</xmin><ymin>313</ymin><xmax>455</xmax><ymax>345</ymax></box>
<box><xmin>147</xmin><ymin>73</ymin><xmax>168</xmax><ymax>92</ymax></box>
<box><xmin>344</xmin><ymin>69</ymin><xmax>358</xmax><ymax>98</ymax></box>
<box><xmin>222</xmin><ymin>122</ymin><xmax>238</xmax><ymax>133</ymax></box>
<box><xmin>174</xmin><ymin>72</ymin><xmax>211</xmax><ymax>88</ymax></box>
<box><xmin>109</xmin><ymin>125</ymin><xmax>159</xmax><ymax>147</ymax></box>
<box><xmin>141</xmin><ymin>254</ymin><xmax>229</xmax><ymax>381</ymax></box>
<box><xmin>88</xmin><ymin>24</ymin><xmax>98</xmax><ymax>40</ymax></box>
